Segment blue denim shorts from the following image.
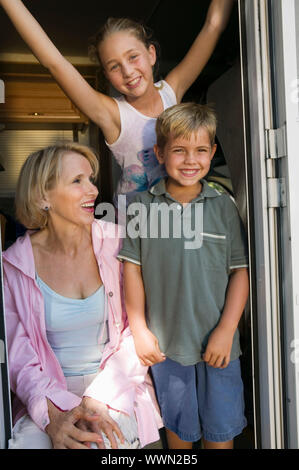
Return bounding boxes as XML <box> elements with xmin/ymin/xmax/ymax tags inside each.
<box><xmin>151</xmin><ymin>357</ymin><xmax>247</xmax><ymax>443</ymax></box>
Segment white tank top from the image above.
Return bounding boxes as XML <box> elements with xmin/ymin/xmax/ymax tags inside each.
<box><xmin>106</xmin><ymin>80</ymin><xmax>177</xmax><ymax>206</ymax></box>
<box><xmin>36</xmin><ymin>274</ymin><xmax>109</xmax><ymax>377</ymax></box>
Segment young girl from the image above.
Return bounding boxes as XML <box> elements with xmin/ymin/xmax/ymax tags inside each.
<box><xmin>0</xmin><ymin>0</ymin><xmax>234</xmax><ymax>208</ymax></box>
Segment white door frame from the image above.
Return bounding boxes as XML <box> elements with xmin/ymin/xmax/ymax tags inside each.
<box><xmin>269</xmin><ymin>0</ymin><xmax>299</xmax><ymax>449</ymax></box>
<box><xmin>239</xmin><ymin>0</ymin><xmax>285</xmax><ymax>448</ymax></box>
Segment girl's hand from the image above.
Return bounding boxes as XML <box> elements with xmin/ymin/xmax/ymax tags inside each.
<box><xmin>203</xmin><ymin>324</ymin><xmax>234</xmax><ymax>368</ymax></box>
<box><xmin>207</xmin><ymin>0</ymin><xmax>235</xmax><ymax>33</ymax></box>
<box><xmin>134</xmin><ymin>327</ymin><xmax>166</xmax><ymax>366</ymax></box>
<box><xmin>45</xmin><ymin>400</ymin><xmax>103</xmax><ymax>449</ymax></box>
<box><xmin>79</xmin><ymin>397</ymin><xmax>125</xmax><ymax>449</ymax></box>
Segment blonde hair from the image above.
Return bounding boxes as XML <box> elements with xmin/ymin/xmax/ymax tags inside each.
<box><xmin>88</xmin><ymin>17</ymin><xmax>161</xmax><ymax>80</ymax></box>
<box><xmin>15</xmin><ymin>141</ymin><xmax>99</xmax><ymax>229</ymax></box>
<box><xmin>156</xmin><ymin>102</ymin><xmax>217</xmax><ymax>149</ymax></box>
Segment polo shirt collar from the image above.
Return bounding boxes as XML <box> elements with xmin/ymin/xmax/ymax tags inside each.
<box><xmin>149</xmin><ymin>178</ymin><xmax>221</xmax><ymax>201</ymax></box>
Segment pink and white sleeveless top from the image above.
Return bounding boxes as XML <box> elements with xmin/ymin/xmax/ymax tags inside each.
<box><xmin>106</xmin><ymin>80</ymin><xmax>177</xmax><ymax>205</ymax></box>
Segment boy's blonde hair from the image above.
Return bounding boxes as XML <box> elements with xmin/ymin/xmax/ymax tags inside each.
<box><xmin>156</xmin><ymin>102</ymin><xmax>217</xmax><ymax>149</ymax></box>
<box><xmin>15</xmin><ymin>141</ymin><xmax>99</xmax><ymax>229</ymax></box>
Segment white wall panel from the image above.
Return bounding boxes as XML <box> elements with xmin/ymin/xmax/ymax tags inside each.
<box><xmin>0</xmin><ymin>130</ymin><xmax>73</xmax><ymax>196</ymax></box>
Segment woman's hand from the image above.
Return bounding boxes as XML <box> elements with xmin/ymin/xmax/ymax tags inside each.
<box><xmin>79</xmin><ymin>397</ymin><xmax>125</xmax><ymax>449</ymax></box>
<box><xmin>45</xmin><ymin>399</ymin><xmax>103</xmax><ymax>449</ymax></box>
<box><xmin>134</xmin><ymin>327</ymin><xmax>166</xmax><ymax>366</ymax></box>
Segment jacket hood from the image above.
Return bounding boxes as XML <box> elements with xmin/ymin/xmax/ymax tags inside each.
<box><xmin>3</xmin><ymin>230</ymin><xmax>36</xmax><ymax>279</ymax></box>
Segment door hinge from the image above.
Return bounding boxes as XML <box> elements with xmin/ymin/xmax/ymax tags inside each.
<box><xmin>267</xmin><ymin>177</ymin><xmax>287</xmax><ymax>208</ymax></box>
<box><xmin>266</xmin><ymin>125</ymin><xmax>286</xmax><ymax>159</ymax></box>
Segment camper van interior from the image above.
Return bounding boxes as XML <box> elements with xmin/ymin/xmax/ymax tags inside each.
<box><xmin>1</xmin><ymin>0</ymin><xmax>298</xmax><ymax>450</ymax></box>
<box><xmin>0</xmin><ymin>0</ymin><xmax>254</xmax><ymax>449</ymax></box>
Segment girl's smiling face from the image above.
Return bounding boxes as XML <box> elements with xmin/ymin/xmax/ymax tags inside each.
<box><xmin>44</xmin><ymin>151</ymin><xmax>99</xmax><ymax>228</ymax></box>
<box><xmin>98</xmin><ymin>31</ymin><xmax>156</xmax><ymax>99</ymax></box>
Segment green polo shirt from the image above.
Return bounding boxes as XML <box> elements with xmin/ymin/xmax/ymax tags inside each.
<box><xmin>118</xmin><ymin>178</ymin><xmax>248</xmax><ymax>366</ymax></box>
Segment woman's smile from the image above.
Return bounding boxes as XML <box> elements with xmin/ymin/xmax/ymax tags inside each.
<box><xmin>81</xmin><ymin>199</ymin><xmax>96</xmax><ymax>212</ymax></box>
<box><xmin>46</xmin><ymin>152</ymin><xmax>99</xmax><ymax>227</ymax></box>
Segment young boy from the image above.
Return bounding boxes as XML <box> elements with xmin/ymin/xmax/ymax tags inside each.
<box><xmin>118</xmin><ymin>102</ymin><xmax>249</xmax><ymax>449</ymax></box>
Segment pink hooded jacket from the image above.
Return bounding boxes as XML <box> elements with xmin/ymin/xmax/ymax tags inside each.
<box><xmin>2</xmin><ymin>219</ymin><xmax>161</xmax><ymax>447</ymax></box>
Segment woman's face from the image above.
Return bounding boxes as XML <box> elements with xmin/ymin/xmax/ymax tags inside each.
<box><xmin>45</xmin><ymin>151</ymin><xmax>98</xmax><ymax>228</ymax></box>
<box><xmin>98</xmin><ymin>31</ymin><xmax>156</xmax><ymax>100</ymax></box>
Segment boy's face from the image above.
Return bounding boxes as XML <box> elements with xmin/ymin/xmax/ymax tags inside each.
<box><xmin>154</xmin><ymin>128</ymin><xmax>217</xmax><ymax>192</ymax></box>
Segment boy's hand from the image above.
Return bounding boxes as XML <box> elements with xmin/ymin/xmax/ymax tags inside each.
<box><xmin>134</xmin><ymin>327</ymin><xmax>166</xmax><ymax>366</ymax></box>
<box><xmin>203</xmin><ymin>324</ymin><xmax>234</xmax><ymax>368</ymax></box>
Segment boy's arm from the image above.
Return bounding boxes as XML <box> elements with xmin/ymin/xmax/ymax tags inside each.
<box><xmin>123</xmin><ymin>261</ymin><xmax>166</xmax><ymax>366</ymax></box>
<box><xmin>203</xmin><ymin>267</ymin><xmax>249</xmax><ymax>368</ymax></box>
<box><xmin>165</xmin><ymin>0</ymin><xmax>234</xmax><ymax>103</ymax></box>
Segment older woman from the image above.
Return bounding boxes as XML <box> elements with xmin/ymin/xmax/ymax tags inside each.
<box><xmin>3</xmin><ymin>141</ymin><xmax>161</xmax><ymax>449</ymax></box>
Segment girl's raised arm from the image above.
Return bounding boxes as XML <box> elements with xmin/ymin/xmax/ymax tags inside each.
<box><xmin>0</xmin><ymin>0</ymin><xmax>120</xmax><ymax>143</ymax></box>
<box><xmin>165</xmin><ymin>0</ymin><xmax>234</xmax><ymax>103</ymax></box>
